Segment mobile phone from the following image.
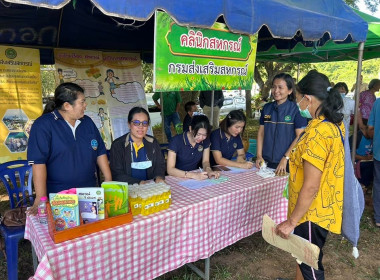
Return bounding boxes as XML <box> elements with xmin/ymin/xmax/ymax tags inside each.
<box><xmin>217</xmin><ymin>166</ymin><xmax>231</xmax><ymax>171</ymax></box>
<box><xmin>212</xmin><ymin>166</ymin><xmax>221</xmax><ymax>171</ymax></box>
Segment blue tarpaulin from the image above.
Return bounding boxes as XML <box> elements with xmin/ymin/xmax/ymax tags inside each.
<box><xmin>0</xmin><ymin>0</ymin><xmax>368</xmax><ymax>63</ymax></box>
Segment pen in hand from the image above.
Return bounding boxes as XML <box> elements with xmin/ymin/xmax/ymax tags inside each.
<box><xmin>199</xmin><ymin>167</ymin><xmax>209</xmax><ymax>179</ymax></box>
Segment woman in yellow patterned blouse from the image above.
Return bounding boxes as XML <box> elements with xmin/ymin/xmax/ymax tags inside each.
<box><xmin>275</xmin><ymin>70</ymin><xmax>345</xmax><ymax>280</ymax></box>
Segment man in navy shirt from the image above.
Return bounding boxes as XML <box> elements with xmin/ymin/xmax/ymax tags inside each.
<box><xmin>183</xmin><ymin>101</ymin><xmax>197</xmax><ymax>132</ymax></box>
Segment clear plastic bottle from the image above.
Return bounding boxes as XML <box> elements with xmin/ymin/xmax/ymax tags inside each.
<box><xmin>38</xmin><ymin>196</ymin><xmax>48</xmax><ymax>224</ymax></box>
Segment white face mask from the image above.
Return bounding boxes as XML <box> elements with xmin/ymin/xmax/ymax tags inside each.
<box><xmin>131</xmin><ymin>161</ymin><xmax>152</xmax><ymax>170</ymax></box>
<box><xmin>130</xmin><ymin>141</ymin><xmax>152</xmax><ymax>170</ymax></box>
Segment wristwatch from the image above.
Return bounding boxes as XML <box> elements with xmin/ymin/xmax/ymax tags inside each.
<box><xmin>283</xmin><ymin>155</ymin><xmax>290</xmax><ymax>160</ymax></box>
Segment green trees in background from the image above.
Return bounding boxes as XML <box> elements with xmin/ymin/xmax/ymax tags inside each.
<box><xmin>313</xmin><ymin>58</ymin><xmax>380</xmax><ymax>91</ymax></box>
<box><xmin>40</xmin><ymin>65</ymin><xmax>56</xmax><ymax>98</ymax></box>
<box><xmin>142</xmin><ymin>62</ymin><xmax>153</xmax><ymax>93</ymax></box>
<box><xmin>253</xmin><ymin>0</ymin><xmax>379</xmax><ymax>99</ymax></box>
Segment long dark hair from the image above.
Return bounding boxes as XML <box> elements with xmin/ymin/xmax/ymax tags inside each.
<box><xmin>128</xmin><ymin>107</ymin><xmax>150</xmax><ymax>124</ymax></box>
<box><xmin>219</xmin><ymin>110</ymin><xmax>246</xmax><ymax>134</ymax></box>
<box><xmin>44</xmin><ymin>82</ymin><xmax>84</xmax><ymax>114</ymax></box>
<box><xmin>272</xmin><ymin>73</ymin><xmax>295</xmax><ymax>101</ymax></box>
<box><xmin>190</xmin><ymin>115</ymin><xmax>211</xmax><ymax>138</ymax></box>
<box><xmin>297</xmin><ymin>70</ymin><xmax>343</xmax><ymax>124</ymax></box>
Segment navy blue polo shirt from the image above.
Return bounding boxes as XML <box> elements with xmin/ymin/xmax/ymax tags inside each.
<box><xmin>183</xmin><ymin>114</ymin><xmax>192</xmax><ymax>132</ymax></box>
<box><xmin>168</xmin><ymin>132</ymin><xmax>210</xmax><ymax>171</ymax></box>
<box><xmin>210</xmin><ymin>128</ymin><xmax>243</xmax><ymax>165</ymax></box>
<box><xmin>27</xmin><ymin>110</ymin><xmax>106</xmax><ymax>195</ymax></box>
<box><xmin>259</xmin><ymin>100</ymin><xmax>307</xmax><ymax>164</ymax></box>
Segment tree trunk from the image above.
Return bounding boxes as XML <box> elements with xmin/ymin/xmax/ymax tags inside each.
<box><xmin>245</xmin><ymin>89</ymin><xmax>252</xmax><ymax>118</ymax></box>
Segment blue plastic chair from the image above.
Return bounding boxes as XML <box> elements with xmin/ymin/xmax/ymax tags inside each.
<box><xmin>247</xmin><ymin>139</ymin><xmax>257</xmax><ymax>157</ymax></box>
<box><xmin>0</xmin><ymin>160</ymin><xmax>33</xmax><ymax>280</ymax></box>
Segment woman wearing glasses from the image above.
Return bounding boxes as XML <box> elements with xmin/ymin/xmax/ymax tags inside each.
<box><xmin>167</xmin><ymin>115</ymin><xmax>220</xmax><ymax>180</ymax></box>
<box><xmin>109</xmin><ymin>107</ymin><xmax>166</xmax><ymax>184</ymax></box>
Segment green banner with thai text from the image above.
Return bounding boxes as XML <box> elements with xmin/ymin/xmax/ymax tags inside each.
<box><xmin>154</xmin><ymin>11</ymin><xmax>257</xmax><ymax>92</ymax></box>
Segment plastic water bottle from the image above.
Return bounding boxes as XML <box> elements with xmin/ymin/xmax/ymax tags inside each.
<box><xmin>38</xmin><ymin>196</ymin><xmax>48</xmax><ymax>224</ymax></box>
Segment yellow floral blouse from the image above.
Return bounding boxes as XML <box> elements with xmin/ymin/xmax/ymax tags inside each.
<box><xmin>288</xmin><ymin>116</ymin><xmax>345</xmax><ymax>234</ymax></box>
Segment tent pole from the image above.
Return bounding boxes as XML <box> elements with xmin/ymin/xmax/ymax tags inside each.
<box><xmin>56</xmin><ymin>8</ymin><xmax>64</xmax><ymax>47</ymax></box>
<box><xmin>351</xmin><ymin>42</ymin><xmax>365</xmax><ymax>163</ymax></box>
<box><xmin>210</xmin><ymin>90</ymin><xmax>215</xmax><ymax>129</ymax></box>
<box><xmin>297</xmin><ymin>63</ymin><xmax>300</xmax><ymax>82</ymax></box>
<box><xmin>161</xmin><ymin>92</ymin><xmax>165</xmax><ymax>143</ymax></box>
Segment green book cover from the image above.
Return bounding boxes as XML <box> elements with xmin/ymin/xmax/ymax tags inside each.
<box><xmin>101</xmin><ymin>181</ymin><xmax>129</xmax><ymax>217</ymax></box>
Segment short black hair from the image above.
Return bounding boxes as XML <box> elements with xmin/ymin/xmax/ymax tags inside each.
<box><xmin>128</xmin><ymin>107</ymin><xmax>150</xmax><ymax>124</ymax></box>
<box><xmin>333</xmin><ymin>82</ymin><xmax>348</xmax><ymax>94</ymax></box>
<box><xmin>185</xmin><ymin>101</ymin><xmax>196</xmax><ymax>112</ymax></box>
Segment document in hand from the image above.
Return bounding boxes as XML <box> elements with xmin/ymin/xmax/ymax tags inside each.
<box><xmin>261</xmin><ymin>214</ymin><xmax>320</xmax><ymax>270</ymax></box>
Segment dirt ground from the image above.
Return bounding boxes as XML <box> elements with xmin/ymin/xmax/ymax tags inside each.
<box><xmin>157</xmin><ymin>194</ymin><xmax>380</xmax><ymax>280</ymax></box>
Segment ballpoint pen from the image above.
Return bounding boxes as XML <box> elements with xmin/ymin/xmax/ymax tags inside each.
<box><xmin>199</xmin><ymin>167</ymin><xmax>210</xmax><ymax>178</ymax></box>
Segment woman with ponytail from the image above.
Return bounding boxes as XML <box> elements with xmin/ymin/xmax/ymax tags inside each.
<box><xmin>27</xmin><ymin>83</ymin><xmax>112</xmax><ymax>214</ymax></box>
<box><xmin>275</xmin><ymin>70</ymin><xmax>345</xmax><ymax>280</ymax></box>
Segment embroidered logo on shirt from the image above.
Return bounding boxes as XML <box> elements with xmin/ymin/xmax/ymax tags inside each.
<box><xmin>91</xmin><ymin>139</ymin><xmax>98</xmax><ymax>150</ymax></box>
<box><xmin>285</xmin><ymin>115</ymin><xmax>291</xmax><ymax>122</ymax></box>
<box><xmin>197</xmin><ymin>145</ymin><xmax>204</xmax><ymax>152</ymax></box>
<box><xmin>233</xmin><ymin>143</ymin><xmax>237</xmax><ymax>148</ymax></box>
<box><xmin>264</xmin><ymin>115</ymin><xmax>271</xmax><ymax>119</ymax></box>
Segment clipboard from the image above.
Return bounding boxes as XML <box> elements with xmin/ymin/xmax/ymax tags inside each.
<box><xmin>261</xmin><ymin>214</ymin><xmax>320</xmax><ymax>270</ymax></box>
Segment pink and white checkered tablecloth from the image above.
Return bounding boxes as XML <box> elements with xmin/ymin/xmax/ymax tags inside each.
<box><xmin>25</xmin><ymin>170</ymin><xmax>288</xmax><ymax>280</ymax></box>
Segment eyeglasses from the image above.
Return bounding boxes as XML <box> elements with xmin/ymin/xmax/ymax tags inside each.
<box><xmin>131</xmin><ymin>120</ymin><xmax>149</xmax><ymax>127</ymax></box>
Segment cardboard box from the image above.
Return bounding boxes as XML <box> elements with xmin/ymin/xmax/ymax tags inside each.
<box><xmin>46</xmin><ymin>202</ymin><xmax>133</xmax><ymax>243</ymax></box>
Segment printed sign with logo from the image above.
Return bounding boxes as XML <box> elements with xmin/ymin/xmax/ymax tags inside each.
<box><xmin>154</xmin><ymin>11</ymin><xmax>257</xmax><ymax>92</ymax></box>
<box><xmin>0</xmin><ymin>46</ymin><xmax>42</xmax><ymax>163</ymax></box>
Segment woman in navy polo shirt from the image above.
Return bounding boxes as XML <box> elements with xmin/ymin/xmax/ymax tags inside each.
<box><xmin>255</xmin><ymin>73</ymin><xmax>307</xmax><ymax>174</ymax></box>
<box><xmin>167</xmin><ymin>115</ymin><xmax>220</xmax><ymax>179</ymax></box>
<box><xmin>210</xmin><ymin>110</ymin><xmax>254</xmax><ymax>169</ymax></box>
<box><xmin>110</xmin><ymin>107</ymin><xmax>166</xmax><ymax>184</ymax></box>
<box><xmin>27</xmin><ymin>83</ymin><xmax>112</xmax><ymax>214</ymax></box>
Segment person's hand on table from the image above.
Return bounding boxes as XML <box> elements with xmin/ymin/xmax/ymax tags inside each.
<box><xmin>207</xmin><ymin>170</ymin><xmax>220</xmax><ymax>179</ymax></box>
<box><xmin>190</xmin><ymin>171</ymin><xmax>209</xmax><ymax>180</ymax></box>
<box><xmin>275</xmin><ymin>219</ymin><xmax>297</xmax><ymax>239</ymax></box>
<box><xmin>275</xmin><ymin>158</ymin><xmax>288</xmax><ymax>176</ymax></box>
<box><xmin>255</xmin><ymin>157</ymin><xmax>264</xmax><ymax>169</ymax></box>
<box><xmin>240</xmin><ymin>161</ymin><xmax>254</xmax><ymax>169</ymax></box>
<box><xmin>155</xmin><ymin>177</ymin><xmax>166</xmax><ymax>184</ymax></box>
<box><xmin>26</xmin><ymin>200</ymin><xmax>39</xmax><ymax>216</ymax></box>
